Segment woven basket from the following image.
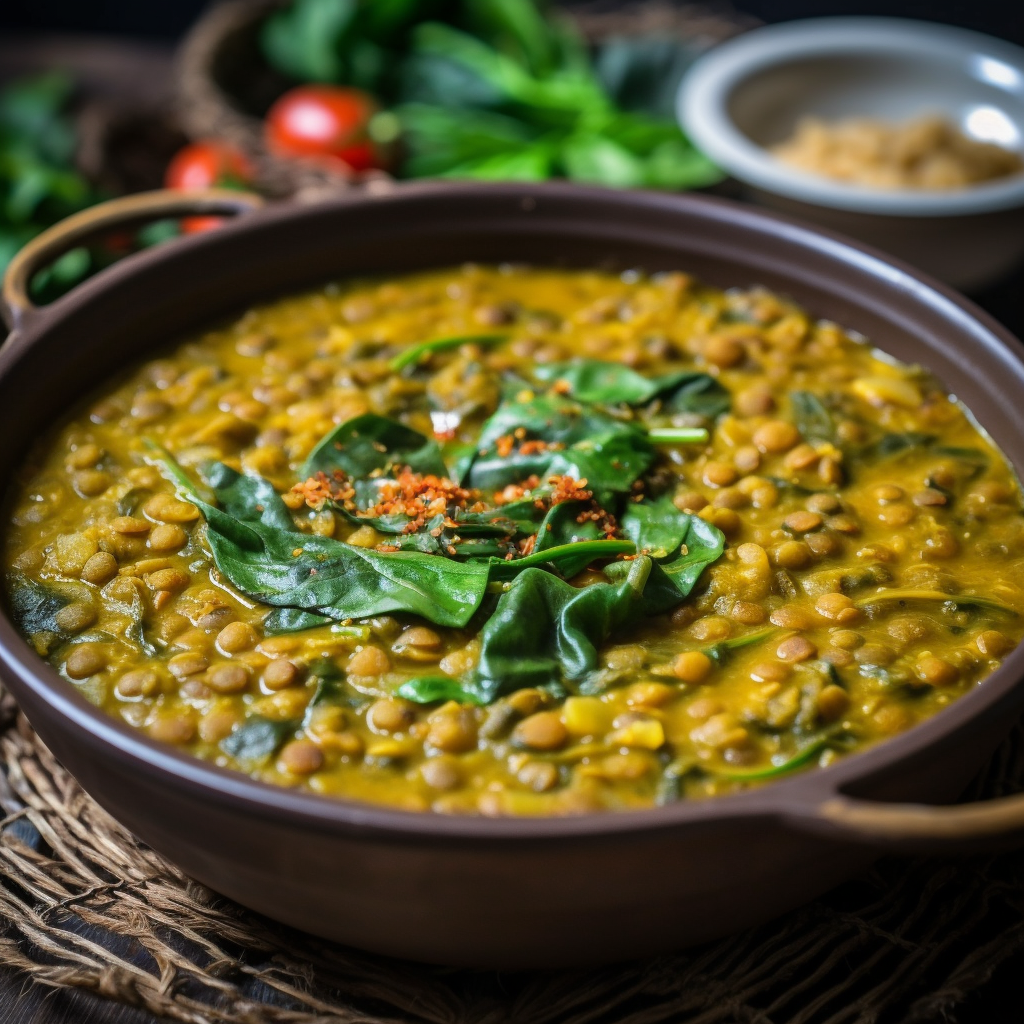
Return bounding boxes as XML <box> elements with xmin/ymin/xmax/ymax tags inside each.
<box><xmin>174</xmin><ymin>0</ymin><xmax>756</xmax><ymax>200</ymax></box>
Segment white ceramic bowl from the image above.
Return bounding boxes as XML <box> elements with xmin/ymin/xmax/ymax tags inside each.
<box><xmin>679</xmin><ymin>17</ymin><xmax>1024</xmax><ymax>290</ymax></box>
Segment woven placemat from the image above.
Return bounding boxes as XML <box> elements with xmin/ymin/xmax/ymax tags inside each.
<box><xmin>1</xmin><ymin>678</ymin><xmax>1023</xmax><ymax>1024</ymax></box>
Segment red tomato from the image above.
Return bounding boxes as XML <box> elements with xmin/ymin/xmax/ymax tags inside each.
<box><xmin>164</xmin><ymin>141</ymin><xmax>254</xmax><ymax>234</ymax></box>
<box><xmin>264</xmin><ymin>86</ymin><xmax>381</xmax><ymax>172</ymax></box>
<box><xmin>165</xmin><ymin>140</ymin><xmax>252</xmax><ymax>190</ymax></box>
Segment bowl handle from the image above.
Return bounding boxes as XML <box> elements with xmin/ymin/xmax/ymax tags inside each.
<box><xmin>1</xmin><ymin>189</ymin><xmax>265</xmax><ymax>334</ymax></box>
<box><xmin>793</xmin><ymin>790</ymin><xmax>1024</xmax><ymax>853</ymax></box>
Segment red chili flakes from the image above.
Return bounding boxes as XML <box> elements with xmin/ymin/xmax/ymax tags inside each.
<box><xmin>358</xmin><ymin>469</ymin><xmax>485</xmax><ymax>533</ymax></box>
<box><xmin>495</xmin><ymin>434</ymin><xmax>515</xmax><ymax>458</ymax></box>
<box><xmin>552</xmin><ymin>379</ymin><xmax>572</xmax><ymax>395</ymax></box>
<box><xmin>290</xmin><ymin>470</ymin><xmax>354</xmax><ymax>511</ymax></box>
<box><xmin>493</xmin><ymin>476</ymin><xmax>541</xmax><ymax>505</ymax></box>
<box><xmin>518</xmin><ymin>534</ymin><xmax>537</xmax><ymax>556</ymax></box>
<box><xmin>547</xmin><ymin>474</ymin><xmax>593</xmax><ymax>506</ymax></box>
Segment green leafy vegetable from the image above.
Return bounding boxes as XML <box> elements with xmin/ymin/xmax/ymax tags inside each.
<box><xmin>397</xmin><ymin>675</ymin><xmax>484</xmax><ymax>705</ymax></box>
<box><xmin>704</xmin><ymin>627</ymin><xmax>779</xmax><ymax>665</ymax></box>
<box><xmin>146</xmin><ymin>450</ymin><xmax>491</xmax><ymax>628</ymax></box>
<box><xmin>259</xmin><ymin>0</ymin><xmax>722</xmax><ymax>191</ymax></box>
<box><xmin>221</xmin><ymin>716</ymin><xmax>296</xmax><ymax>764</ymax></box>
<box><xmin>0</xmin><ymin>73</ymin><xmax>101</xmax><ymax>299</ymax></box>
<box><xmin>301</xmin><ymin>413</ymin><xmax>447</xmax><ymax>479</ymax></box>
<box><xmin>404</xmin><ymin>515</ymin><xmax>724</xmax><ymax>704</ymax></box>
<box><xmin>620</xmin><ymin>494</ymin><xmax>691</xmax><ymax>558</ymax></box>
<box><xmin>647</xmin><ymin>427</ymin><xmax>709</xmax><ymax>445</ymax></box>
<box><xmin>389</xmin><ymin>333</ymin><xmax>508</xmax><ymax>372</ymax></box>
<box><xmin>855</xmin><ymin>589</ymin><xmax>1018</xmax><ymax>618</ymax></box>
<box><xmin>6</xmin><ymin>576</ymin><xmax>70</xmax><ymax>653</ymax></box>
<box><xmin>790</xmin><ymin>391</ymin><xmax>834</xmax><ymax>445</ymax></box>
<box><xmin>709</xmin><ymin>735</ymin><xmax>831</xmax><ymax>781</ymax></box>
<box><xmin>262</xmin><ymin>607</ymin><xmax>334</xmax><ymax>635</ymax></box>
<box><xmin>532</xmin><ymin>359</ymin><xmax>729</xmax><ymax>417</ymax></box>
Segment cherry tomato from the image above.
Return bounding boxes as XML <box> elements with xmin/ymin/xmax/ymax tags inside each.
<box><xmin>164</xmin><ymin>141</ymin><xmax>253</xmax><ymax>234</ymax></box>
<box><xmin>264</xmin><ymin>86</ymin><xmax>382</xmax><ymax>172</ymax></box>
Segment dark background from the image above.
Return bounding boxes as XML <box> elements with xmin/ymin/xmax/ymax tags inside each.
<box><xmin>1</xmin><ymin>0</ymin><xmax>1023</xmax><ymax>47</ymax></box>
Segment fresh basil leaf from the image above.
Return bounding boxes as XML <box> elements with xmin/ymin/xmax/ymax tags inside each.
<box><xmin>301</xmin><ymin>413</ymin><xmax>448</xmax><ymax>480</ymax></box>
<box><xmin>220</xmin><ymin>716</ymin><xmax>296</xmax><ymax>764</ymax></box>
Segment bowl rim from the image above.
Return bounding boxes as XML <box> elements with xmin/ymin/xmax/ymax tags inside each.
<box><xmin>679</xmin><ymin>16</ymin><xmax>1024</xmax><ymax>217</ymax></box>
<box><xmin>4</xmin><ymin>180</ymin><xmax>1024</xmax><ymax>843</ymax></box>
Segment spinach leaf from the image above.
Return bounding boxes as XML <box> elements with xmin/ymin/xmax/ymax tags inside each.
<box><xmin>463</xmin><ymin>0</ymin><xmax>560</xmax><ymax>78</ymax></box>
<box><xmin>704</xmin><ymin>627</ymin><xmax>779</xmax><ymax>666</ymax></box>
<box><xmin>532</xmin><ymin>359</ymin><xmax>728</xmax><ymax>417</ymax></box>
<box><xmin>398</xmin><ymin>675</ymin><xmax>484</xmax><ymax>705</ymax></box>
<box><xmin>301</xmin><ymin>414</ymin><xmax>448</xmax><ymax>480</ymax></box>
<box><xmin>544</xmin><ymin>431</ymin><xmax>655</xmax><ymax>493</ymax></box>
<box><xmin>263</xmin><ymin>607</ymin><xmax>334</xmax><ymax>635</ymax></box>
<box><xmin>303</xmin><ymin>656</ymin><xmax>353</xmax><ymax>715</ymax></box>
<box><xmin>464</xmin><ymin>390</ymin><xmax>650</xmax><ymax>490</ymax></box>
<box><xmin>389</xmin><ymin>332</ymin><xmax>507</xmax><ymax>372</ymax></box>
<box><xmin>620</xmin><ymin>494</ymin><xmax>690</xmax><ymax>558</ymax></box>
<box><xmin>489</xmin><ymin>539</ymin><xmax>635</xmax><ymax>582</ymax></box>
<box><xmin>870</xmin><ymin>431</ymin><xmax>935</xmax><ymax>459</ymax></box>
<box><xmin>100</xmin><ymin>576</ymin><xmax>157</xmax><ymax>656</ymax></box>
<box><xmin>662</xmin><ymin>374</ymin><xmax>731</xmax><ymax>418</ymax></box>
<box><xmin>790</xmin><ymin>391</ymin><xmax>834</xmax><ymax>445</ymax></box>
<box><xmin>6</xmin><ymin>575</ymin><xmax>70</xmax><ymax>652</ymax></box>
<box><xmin>461</xmin><ymin>557</ymin><xmax>655</xmax><ymax>703</ymax></box>
<box><xmin>148</xmin><ymin>452</ymin><xmax>491</xmax><ymax>628</ymax></box>
<box><xmin>405</xmin><ymin>515</ymin><xmax>724</xmax><ymax>704</ymax></box>
<box><xmin>627</xmin><ymin>513</ymin><xmax>725</xmax><ymax>603</ymax></box>
<box><xmin>475</xmin><ymin>388</ymin><xmax>635</xmax><ymax>452</ymax></box>
<box><xmin>220</xmin><ymin>716</ymin><xmax>296</xmax><ymax>765</ymax></box>
<box><xmin>710</xmin><ymin>734</ymin><xmax>832</xmax><ymax>781</ymax></box>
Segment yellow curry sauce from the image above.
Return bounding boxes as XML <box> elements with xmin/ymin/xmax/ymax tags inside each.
<box><xmin>4</xmin><ymin>265</ymin><xmax>1024</xmax><ymax>815</ymax></box>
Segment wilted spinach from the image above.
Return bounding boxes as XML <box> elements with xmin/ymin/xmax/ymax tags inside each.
<box><xmin>221</xmin><ymin>716</ymin><xmax>297</xmax><ymax>764</ymax></box>
<box><xmin>533</xmin><ymin>359</ymin><xmax>729</xmax><ymax>418</ymax></box>
<box><xmin>147</xmin><ymin>449</ymin><xmax>492</xmax><ymax>628</ymax></box>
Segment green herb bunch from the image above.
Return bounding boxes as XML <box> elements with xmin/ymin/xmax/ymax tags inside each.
<box><xmin>261</xmin><ymin>0</ymin><xmax>721</xmax><ymax>188</ymax></box>
<box><xmin>0</xmin><ymin>72</ymin><xmax>101</xmax><ymax>302</ymax></box>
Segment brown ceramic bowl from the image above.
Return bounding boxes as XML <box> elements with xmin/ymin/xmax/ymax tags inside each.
<box><xmin>3</xmin><ymin>184</ymin><xmax>1024</xmax><ymax>969</ymax></box>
